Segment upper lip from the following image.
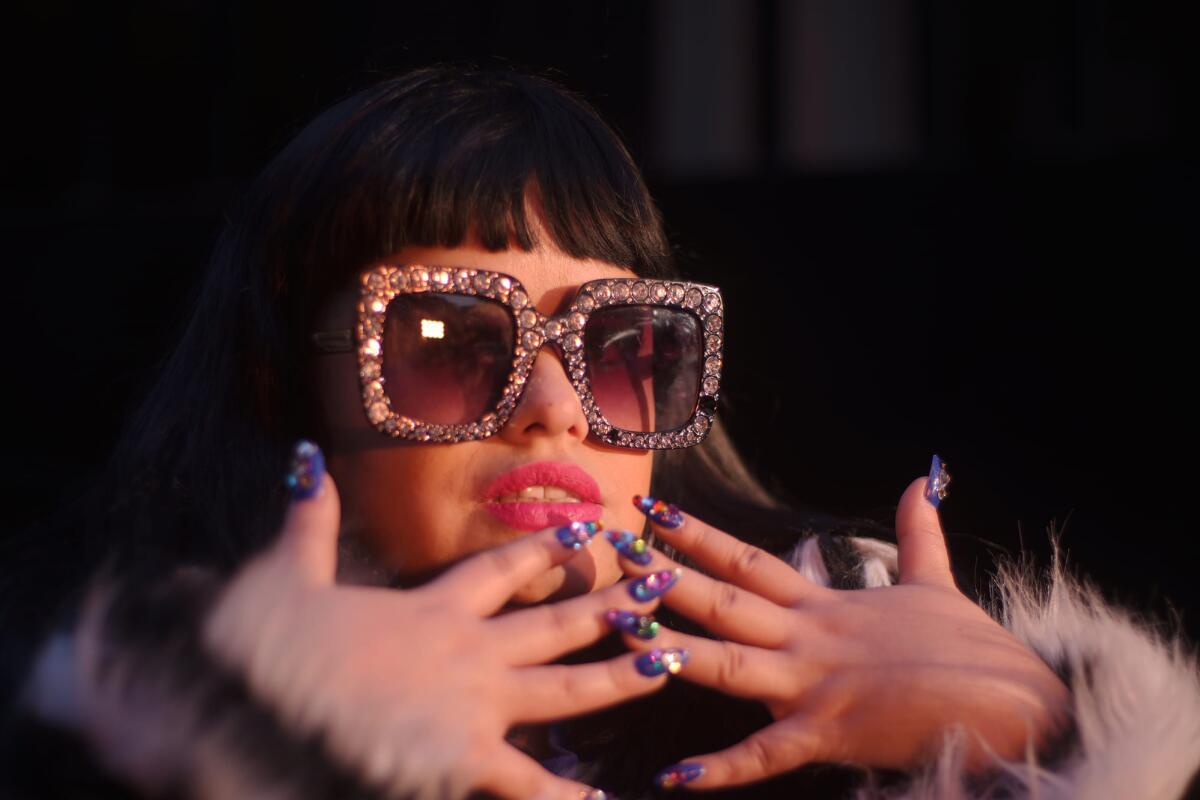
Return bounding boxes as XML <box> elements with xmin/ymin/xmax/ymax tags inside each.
<box><xmin>481</xmin><ymin>461</ymin><xmax>602</xmax><ymax>504</ymax></box>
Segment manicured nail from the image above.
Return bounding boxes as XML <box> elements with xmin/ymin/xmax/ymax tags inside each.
<box><xmin>556</xmin><ymin>521</ymin><xmax>602</xmax><ymax>550</ymax></box>
<box><xmin>925</xmin><ymin>454</ymin><xmax>951</xmax><ymax>509</ymax></box>
<box><xmin>632</xmin><ymin>495</ymin><xmax>684</xmax><ymax>529</ymax></box>
<box><xmin>655</xmin><ymin>762</ymin><xmax>705</xmax><ymax>789</ymax></box>
<box><xmin>604</xmin><ymin>530</ymin><xmax>653</xmax><ymax>565</ymax></box>
<box><xmin>578</xmin><ymin>790</ymin><xmax>608</xmax><ymax>800</ymax></box>
<box><xmin>285</xmin><ymin>440</ymin><xmax>324</xmax><ymax>500</ymax></box>
<box><xmin>605</xmin><ymin>609</ymin><xmax>660</xmax><ymax>640</ymax></box>
<box><xmin>629</xmin><ymin>569</ymin><xmax>681</xmax><ymax>602</ymax></box>
<box><xmin>634</xmin><ymin>647</ymin><xmax>689</xmax><ymax>677</ymax></box>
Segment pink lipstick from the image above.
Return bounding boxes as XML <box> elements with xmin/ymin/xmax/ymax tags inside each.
<box><xmin>482</xmin><ymin>461</ymin><xmax>603</xmax><ymax>531</ymax></box>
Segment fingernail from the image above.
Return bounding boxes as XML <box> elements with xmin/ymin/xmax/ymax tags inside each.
<box><xmin>578</xmin><ymin>790</ymin><xmax>609</xmax><ymax>800</ymax></box>
<box><xmin>605</xmin><ymin>609</ymin><xmax>660</xmax><ymax>640</ymax></box>
<box><xmin>556</xmin><ymin>521</ymin><xmax>602</xmax><ymax>550</ymax></box>
<box><xmin>655</xmin><ymin>762</ymin><xmax>705</xmax><ymax>789</ymax></box>
<box><xmin>634</xmin><ymin>647</ymin><xmax>689</xmax><ymax>677</ymax></box>
<box><xmin>925</xmin><ymin>454</ymin><xmax>951</xmax><ymax>509</ymax></box>
<box><xmin>604</xmin><ymin>530</ymin><xmax>653</xmax><ymax>565</ymax></box>
<box><xmin>629</xmin><ymin>569</ymin><xmax>681</xmax><ymax>602</ymax></box>
<box><xmin>632</xmin><ymin>495</ymin><xmax>684</xmax><ymax>529</ymax></box>
<box><xmin>285</xmin><ymin>440</ymin><xmax>324</xmax><ymax>500</ymax></box>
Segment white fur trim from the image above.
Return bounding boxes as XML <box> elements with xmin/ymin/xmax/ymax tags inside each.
<box><xmin>21</xmin><ymin>578</ymin><xmax>195</xmax><ymax>794</ymax></box>
<box><xmin>789</xmin><ymin>536</ymin><xmax>833</xmax><ymax>587</ymax></box>
<box><xmin>18</xmin><ymin>575</ymin><xmax>321</xmax><ymax>800</ymax></box>
<box><xmin>849</xmin><ymin>536</ymin><xmax>900</xmax><ymax>588</ymax></box>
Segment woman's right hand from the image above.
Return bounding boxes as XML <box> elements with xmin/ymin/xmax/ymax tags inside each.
<box><xmin>204</xmin><ymin>469</ymin><xmax>667</xmax><ymax>800</ymax></box>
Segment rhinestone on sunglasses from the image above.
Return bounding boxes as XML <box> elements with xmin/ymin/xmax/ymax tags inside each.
<box><xmin>316</xmin><ymin>265</ymin><xmax>725</xmax><ymax>450</ymax></box>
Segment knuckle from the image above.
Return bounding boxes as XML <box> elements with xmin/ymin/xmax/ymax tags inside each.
<box><xmin>715</xmin><ymin>641</ymin><xmax>747</xmax><ymax>687</ymax></box>
<box><xmin>544</xmin><ymin>602</ymin><xmax>576</xmax><ymax>638</ymax></box>
<box><xmin>690</xmin><ymin>524</ymin><xmax>714</xmax><ymax>551</ymax></box>
<box><xmin>710</xmin><ymin>581</ymin><xmax>740</xmax><ymax>622</ymax></box>
<box><xmin>744</xmin><ymin>735</ymin><xmax>776</xmax><ymax>776</ymax></box>
<box><xmin>607</xmin><ymin>658</ymin><xmax>633</xmax><ymax>692</ymax></box>
<box><xmin>540</xmin><ymin>663</ymin><xmax>575</xmax><ymax>697</ymax></box>
<box><xmin>728</xmin><ymin>544</ymin><xmax>764</xmax><ymax>582</ymax></box>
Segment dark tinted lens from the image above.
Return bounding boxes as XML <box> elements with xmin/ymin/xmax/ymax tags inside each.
<box><xmin>584</xmin><ymin>305</ymin><xmax>702</xmax><ymax>433</ymax></box>
<box><xmin>382</xmin><ymin>294</ymin><xmax>514</xmax><ymax>425</ymax></box>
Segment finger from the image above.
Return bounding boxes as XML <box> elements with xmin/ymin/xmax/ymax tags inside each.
<box><xmin>625</xmin><ymin>627</ymin><xmax>799</xmax><ymax>703</ymax></box>
<box><xmin>632</xmin><ymin>498</ymin><xmax>814</xmax><ymax>606</ymax></box>
<box><xmin>477</xmin><ymin>746</ymin><xmax>607</xmax><ymax>800</ymax></box>
<box><xmin>659</xmin><ymin>719</ymin><xmax>821</xmax><ymax>790</ymax></box>
<box><xmin>492</xmin><ymin>578</ymin><xmax>664</xmax><ymax>666</ymax></box>
<box><xmin>509</xmin><ymin>651</ymin><xmax>675</xmax><ymax>723</ymax></box>
<box><xmin>895</xmin><ymin>458</ymin><xmax>955</xmax><ymax>587</ymax></box>
<box><xmin>273</xmin><ymin>441</ymin><xmax>341</xmax><ymax>586</ymax></box>
<box><xmin>611</xmin><ymin>547</ymin><xmax>794</xmax><ymax>649</ymax></box>
<box><xmin>434</xmin><ymin>521</ymin><xmax>602</xmax><ymax>616</ymax></box>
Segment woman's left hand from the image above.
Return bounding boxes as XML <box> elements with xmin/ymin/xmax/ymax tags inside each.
<box><xmin>614</xmin><ymin>476</ymin><xmax>1072</xmax><ymax>791</ymax></box>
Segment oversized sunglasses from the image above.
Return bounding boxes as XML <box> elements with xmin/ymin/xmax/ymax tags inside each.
<box><xmin>312</xmin><ymin>264</ymin><xmax>724</xmax><ymax>449</ymax></box>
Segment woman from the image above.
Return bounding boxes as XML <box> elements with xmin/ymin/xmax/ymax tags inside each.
<box><xmin>6</xmin><ymin>67</ymin><xmax>1199</xmax><ymax>799</ymax></box>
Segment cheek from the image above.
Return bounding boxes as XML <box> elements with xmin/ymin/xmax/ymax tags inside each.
<box><xmin>328</xmin><ymin>445</ymin><xmax>482</xmax><ymax>573</ymax></box>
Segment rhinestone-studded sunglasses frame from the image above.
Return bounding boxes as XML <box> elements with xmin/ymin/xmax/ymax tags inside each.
<box><xmin>342</xmin><ymin>264</ymin><xmax>725</xmax><ymax>449</ymax></box>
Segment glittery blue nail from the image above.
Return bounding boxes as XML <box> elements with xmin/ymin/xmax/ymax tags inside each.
<box><xmin>925</xmin><ymin>454</ymin><xmax>951</xmax><ymax>509</ymax></box>
<box><xmin>655</xmin><ymin>762</ymin><xmax>705</xmax><ymax>789</ymax></box>
<box><xmin>556</xmin><ymin>521</ymin><xmax>601</xmax><ymax>550</ymax></box>
<box><xmin>632</xmin><ymin>495</ymin><xmax>684</xmax><ymax>528</ymax></box>
<box><xmin>629</xmin><ymin>569</ymin><xmax>681</xmax><ymax>602</ymax></box>
<box><xmin>605</xmin><ymin>609</ymin><xmax>660</xmax><ymax>640</ymax></box>
<box><xmin>635</xmin><ymin>647</ymin><xmax>688</xmax><ymax>677</ymax></box>
<box><xmin>285</xmin><ymin>440</ymin><xmax>324</xmax><ymax>500</ymax></box>
<box><xmin>604</xmin><ymin>530</ymin><xmax>653</xmax><ymax>565</ymax></box>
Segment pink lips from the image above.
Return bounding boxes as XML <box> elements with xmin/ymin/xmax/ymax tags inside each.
<box><xmin>482</xmin><ymin>461</ymin><xmax>603</xmax><ymax>531</ymax></box>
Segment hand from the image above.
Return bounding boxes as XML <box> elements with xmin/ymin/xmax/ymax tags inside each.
<box><xmin>205</xmin><ymin>470</ymin><xmax>666</xmax><ymax>800</ymax></box>
<box><xmin>616</xmin><ymin>478</ymin><xmax>1072</xmax><ymax>791</ymax></box>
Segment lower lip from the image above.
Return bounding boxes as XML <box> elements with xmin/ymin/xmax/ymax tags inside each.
<box><xmin>483</xmin><ymin>502</ymin><xmax>604</xmax><ymax>531</ymax></box>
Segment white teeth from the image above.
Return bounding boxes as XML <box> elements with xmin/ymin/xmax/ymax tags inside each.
<box><xmin>495</xmin><ymin>486</ymin><xmax>582</xmax><ymax>503</ymax></box>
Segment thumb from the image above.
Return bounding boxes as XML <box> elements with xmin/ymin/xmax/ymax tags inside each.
<box><xmin>274</xmin><ymin>440</ymin><xmax>341</xmax><ymax>585</ymax></box>
<box><xmin>894</xmin><ymin>455</ymin><xmax>954</xmax><ymax>586</ymax></box>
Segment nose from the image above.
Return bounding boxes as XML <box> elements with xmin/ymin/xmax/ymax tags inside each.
<box><xmin>499</xmin><ymin>346</ymin><xmax>589</xmax><ymax>445</ymax></box>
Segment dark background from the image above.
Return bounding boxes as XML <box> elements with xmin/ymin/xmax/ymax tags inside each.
<box><xmin>4</xmin><ymin>2</ymin><xmax>1195</xmax><ymax>638</ymax></box>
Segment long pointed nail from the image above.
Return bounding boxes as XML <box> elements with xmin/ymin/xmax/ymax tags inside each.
<box><xmin>556</xmin><ymin>521</ymin><xmax>602</xmax><ymax>550</ymax></box>
<box><xmin>629</xmin><ymin>569</ymin><xmax>681</xmax><ymax>602</ymax></box>
<box><xmin>655</xmin><ymin>762</ymin><xmax>705</xmax><ymax>789</ymax></box>
<box><xmin>285</xmin><ymin>440</ymin><xmax>324</xmax><ymax>500</ymax></box>
<box><xmin>605</xmin><ymin>609</ymin><xmax>660</xmax><ymax>640</ymax></box>
<box><xmin>632</xmin><ymin>495</ymin><xmax>684</xmax><ymax>528</ymax></box>
<box><xmin>925</xmin><ymin>454</ymin><xmax>951</xmax><ymax>509</ymax></box>
<box><xmin>634</xmin><ymin>647</ymin><xmax>689</xmax><ymax>677</ymax></box>
<box><xmin>604</xmin><ymin>530</ymin><xmax>653</xmax><ymax>565</ymax></box>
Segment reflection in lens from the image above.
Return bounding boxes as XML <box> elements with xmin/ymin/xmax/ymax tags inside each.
<box><xmin>382</xmin><ymin>294</ymin><xmax>514</xmax><ymax>425</ymax></box>
<box><xmin>584</xmin><ymin>306</ymin><xmax>702</xmax><ymax>433</ymax></box>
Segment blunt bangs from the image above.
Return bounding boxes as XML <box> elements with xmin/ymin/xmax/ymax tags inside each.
<box><xmin>252</xmin><ymin>67</ymin><xmax>674</xmax><ymax>336</ymax></box>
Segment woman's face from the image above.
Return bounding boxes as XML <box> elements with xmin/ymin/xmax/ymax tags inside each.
<box><xmin>314</xmin><ymin>232</ymin><xmax>654</xmax><ymax>603</ymax></box>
